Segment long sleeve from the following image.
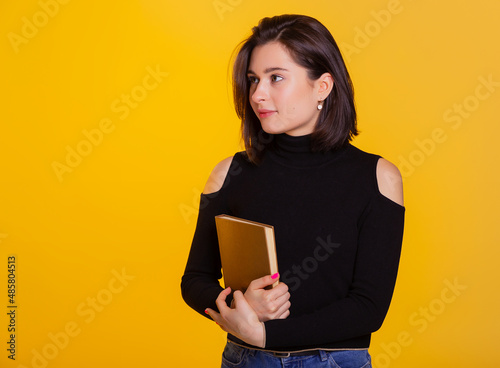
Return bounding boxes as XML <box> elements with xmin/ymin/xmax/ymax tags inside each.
<box><xmin>181</xmin><ymin>191</ymin><xmax>229</xmax><ymax>318</ymax></box>
<box><xmin>264</xmin><ymin>193</ymin><xmax>405</xmax><ymax>349</ymax></box>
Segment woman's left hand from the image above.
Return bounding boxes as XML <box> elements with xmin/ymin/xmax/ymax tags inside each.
<box><xmin>205</xmin><ymin>287</ymin><xmax>266</xmax><ymax>348</ymax></box>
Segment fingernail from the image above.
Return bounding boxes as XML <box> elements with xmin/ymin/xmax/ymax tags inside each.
<box><xmin>271</xmin><ymin>273</ymin><xmax>279</xmax><ymax>279</ymax></box>
<box><xmin>204</xmin><ymin>309</ymin><xmax>209</xmax><ymax>314</ymax></box>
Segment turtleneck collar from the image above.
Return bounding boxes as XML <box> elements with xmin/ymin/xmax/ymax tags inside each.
<box><xmin>267</xmin><ymin>133</ymin><xmax>349</xmax><ymax>168</ymax></box>
<box><xmin>274</xmin><ymin>133</ymin><xmax>313</xmax><ymax>153</ymax></box>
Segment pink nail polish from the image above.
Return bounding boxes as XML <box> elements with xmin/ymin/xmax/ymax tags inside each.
<box><xmin>271</xmin><ymin>273</ymin><xmax>279</xmax><ymax>279</ymax></box>
<box><xmin>204</xmin><ymin>309</ymin><xmax>209</xmax><ymax>314</ymax></box>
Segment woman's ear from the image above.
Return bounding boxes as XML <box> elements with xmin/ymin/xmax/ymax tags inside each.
<box><xmin>317</xmin><ymin>73</ymin><xmax>334</xmax><ymax>99</ymax></box>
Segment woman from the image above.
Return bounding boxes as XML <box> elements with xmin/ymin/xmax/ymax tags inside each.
<box><xmin>181</xmin><ymin>14</ymin><xmax>405</xmax><ymax>367</ymax></box>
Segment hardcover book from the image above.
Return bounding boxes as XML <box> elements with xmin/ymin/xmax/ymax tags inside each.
<box><xmin>215</xmin><ymin>214</ymin><xmax>279</xmax><ymax>292</ymax></box>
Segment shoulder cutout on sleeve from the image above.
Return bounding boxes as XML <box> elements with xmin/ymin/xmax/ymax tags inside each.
<box><xmin>376</xmin><ymin>158</ymin><xmax>404</xmax><ymax>206</ymax></box>
<box><xmin>202</xmin><ymin>156</ymin><xmax>234</xmax><ymax>195</ymax></box>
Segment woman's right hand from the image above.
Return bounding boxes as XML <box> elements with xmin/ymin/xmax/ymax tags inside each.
<box><xmin>243</xmin><ymin>273</ymin><xmax>291</xmax><ymax>322</ymax></box>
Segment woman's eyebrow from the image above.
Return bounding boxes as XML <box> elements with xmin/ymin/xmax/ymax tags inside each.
<box><xmin>247</xmin><ymin>67</ymin><xmax>289</xmax><ymax>75</ymax></box>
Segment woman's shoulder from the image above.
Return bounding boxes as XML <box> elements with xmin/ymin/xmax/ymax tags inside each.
<box><xmin>347</xmin><ymin>144</ymin><xmax>404</xmax><ymax>207</ymax></box>
<box><xmin>202</xmin><ymin>156</ymin><xmax>234</xmax><ymax>195</ymax></box>
<box><xmin>202</xmin><ymin>152</ymin><xmax>248</xmax><ymax>195</ymax></box>
<box><xmin>376</xmin><ymin>158</ymin><xmax>404</xmax><ymax>207</ymax></box>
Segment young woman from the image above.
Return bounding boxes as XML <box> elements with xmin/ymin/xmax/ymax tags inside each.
<box><xmin>181</xmin><ymin>14</ymin><xmax>405</xmax><ymax>367</ymax></box>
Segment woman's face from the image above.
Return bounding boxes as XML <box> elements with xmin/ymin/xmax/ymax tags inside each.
<box><xmin>247</xmin><ymin>42</ymin><xmax>329</xmax><ymax>136</ymax></box>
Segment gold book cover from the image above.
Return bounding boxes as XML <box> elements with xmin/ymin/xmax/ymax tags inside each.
<box><xmin>215</xmin><ymin>215</ymin><xmax>278</xmax><ymax>292</ymax></box>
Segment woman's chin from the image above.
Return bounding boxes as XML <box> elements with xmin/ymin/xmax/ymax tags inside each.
<box><xmin>260</xmin><ymin>123</ymin><xmax>284</xmax><ymax>135</ymax></box>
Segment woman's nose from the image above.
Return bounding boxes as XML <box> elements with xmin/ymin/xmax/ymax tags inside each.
<box><xmin>251</xmin><ymin>82</ymin><xmax>269</xmax><ymax>103</ymax></box>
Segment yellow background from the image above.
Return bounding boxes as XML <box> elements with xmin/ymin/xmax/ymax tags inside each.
<box><xmin>1</xmin><ymin>0</ymin><xmax>499</xmax><ymax>367</ymax></box>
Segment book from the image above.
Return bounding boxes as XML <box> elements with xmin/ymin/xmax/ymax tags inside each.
<box><xmin>215</xmin><ymin>214</ymin><xmax>279</xmax><ymax>292</ymax></box>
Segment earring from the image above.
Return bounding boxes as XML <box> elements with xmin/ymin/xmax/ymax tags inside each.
<box><xmin>317</xmin><ymin>99</ymin><xmax>323</xmax><ymax>110</ymax></box>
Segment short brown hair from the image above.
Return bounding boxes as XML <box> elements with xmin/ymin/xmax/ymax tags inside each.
<box><xmin>232</xmin><ymin>14</ymin><xmax>358</xmax><ymax>163</ymax></box>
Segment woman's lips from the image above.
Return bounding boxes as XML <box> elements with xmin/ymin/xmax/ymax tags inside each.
<box><xmin>257</xmin><ymin>109</ymin><xmax>276</xmax><ymax>118</ymax></box>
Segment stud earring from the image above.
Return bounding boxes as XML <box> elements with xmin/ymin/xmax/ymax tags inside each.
<box><xmin>317</xmin><ymin>100</ymin><xmax>323</xmax><ymax>110</ymax></box>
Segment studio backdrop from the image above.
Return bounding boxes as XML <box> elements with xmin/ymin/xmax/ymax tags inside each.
<box><xmin>1</xmin><ymin>0</ymin><xmax>499</xmax><ymax>367</ymax></box>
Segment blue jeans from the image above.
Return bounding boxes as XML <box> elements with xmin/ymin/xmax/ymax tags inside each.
<box><xmin>221</xmin><ymin>341</ymin><xmax>372</xmax><ymax>368</ymax></box>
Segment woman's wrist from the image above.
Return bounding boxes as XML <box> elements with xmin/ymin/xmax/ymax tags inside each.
<box><xmin>244</xmin><ymin>321</ymin><xmax>266</xmax><ymax>348</ymax></box>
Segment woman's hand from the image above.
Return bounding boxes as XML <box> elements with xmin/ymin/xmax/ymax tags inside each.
<box><xmin>244</xmin><ymin>273</ymin><xmax>291</xmax><ymax>322</ymax></box>
<box><xmin>205</xmin><ymin>287</ymin><xmax>266</xmax><ymax>348</ymax></box>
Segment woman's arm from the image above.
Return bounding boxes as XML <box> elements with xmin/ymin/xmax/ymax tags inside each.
<box><xmin>181</xmin><ymin>155</ymin><xmax>291</xmax><ymax>323</ymax></box>
<box><xmin>262</xmin><ymin>158</ymin><xmax>405</xmax><ymax>348</ymax></box>
<box><xmin>180</xmin><ymin>156</ymin><xmax>235</xmax><ymax>317</ymax></box>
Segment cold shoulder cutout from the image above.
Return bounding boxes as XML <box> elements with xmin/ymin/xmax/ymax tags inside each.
<box><xmin>376</xmin><ymin>158</ymin><xmax>404</xmax><ymax>207</ymax></box>
<box><xmin>202</xmin><ymin>156</ymin><xmax>234</xmax><ymax>195</ymax></box>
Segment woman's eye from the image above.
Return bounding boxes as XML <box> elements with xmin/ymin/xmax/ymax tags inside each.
<box><xmin>271</xmin><ymin>75</ymin><xmax>283</xmax><ymax>82</ymax></box>
<box><xmin>248</xmin><ymin>76</ymin><xmax>258</xmax><ymax>84</ymax></box>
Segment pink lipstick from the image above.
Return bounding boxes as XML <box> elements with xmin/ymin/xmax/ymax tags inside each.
<box><xmin>257</xmin><ymin>109</ymin><xmax>276</xmax><ymax>118</ymax></box>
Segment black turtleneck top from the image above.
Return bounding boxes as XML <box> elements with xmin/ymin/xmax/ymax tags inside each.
<box><xmin>181</xmin><ymin>134</ymin><xmax>405</xmax><ymax>351</ymax></box>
